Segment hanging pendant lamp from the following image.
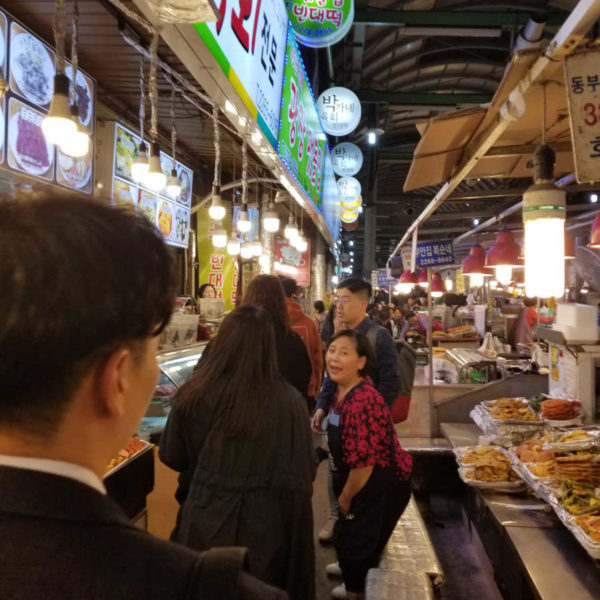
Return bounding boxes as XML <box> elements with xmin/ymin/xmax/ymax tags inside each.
<box><xmin>396</xmin><ymin>271</ymin><xmax>417</xmax><ymax>294</ymax></box>
<box><xmin>485</xmin><ymin>230</ymin><xmax>522</xmax><ymax>286</ymax></box>
<box><xmin>462</xmin><ymin>245</ymin><xmax>490</xmax><ymax>287</ymax></box>
<box><xmin>430</xmin><ymin>273</ymin><xmax>445</xmax><ymax>298</ymax></box>
<box><xmin>588</xmin><ymin>213</ymin><xmax>600</xmax><ymax>249</ymax></box>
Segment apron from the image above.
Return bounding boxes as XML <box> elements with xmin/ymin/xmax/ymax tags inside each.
<box><xmin>327</xmin><ymin>392</ymin><xmax>404</xmax><ymax>565</ymax></box>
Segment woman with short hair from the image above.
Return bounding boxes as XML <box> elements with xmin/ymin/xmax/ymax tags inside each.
<box><xmin>324</xmin><ymin>329</ymin><xmax>412</xmax><ymax>599</ymax></box>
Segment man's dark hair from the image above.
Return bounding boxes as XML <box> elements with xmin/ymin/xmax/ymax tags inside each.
<box><xmin>337</xmin><ymin>277</ymin><xmax>371</xmax><ymax>302</ymax></box>
<box><xmin>313</xmin><ymin>300</ymin><xmax>325</xmax><ymax>313</ymax></box>
<box><xmin>278</xmin><ymin>275</ymin><xmax>297</xmax><ymax>298</ymax></box>
<box><xmin>328</xmin><ymin>329</ymin><xmax>376</xmax><ymax>377</ymax></box>
<box><xmin>0</xmin><ymin>197</ymin><xmax>176</xmax><ymax>435</ymax></box>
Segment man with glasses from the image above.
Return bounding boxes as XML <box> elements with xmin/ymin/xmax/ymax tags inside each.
<box><xmin>311</xmin><ymin>277</ymin><xmax>399</xmax><ymax>550</ymax></box>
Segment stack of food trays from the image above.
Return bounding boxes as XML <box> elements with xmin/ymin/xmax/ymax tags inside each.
<box><xmin>509</xmin><ymin>428</ymin><xmax>600</xmax><ymax>558</ymax></box>
<box><xmin>453</xmin><ymin>445</ymin><xmax>526</xmax><ymax>493</ymax></box>
<box><xmin>470</xmin><ymin>397</ymin><xmax>550</xmax><ymax>447</ymax></box>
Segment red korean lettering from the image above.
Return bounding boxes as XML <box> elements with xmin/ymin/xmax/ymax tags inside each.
<box><xmin>288</xmin><ymin>78</ymin><xmax>298</xmax><ymax>146</ymax></box>
<box><xmin>231</xmin><ymin>0</ymin><xmax>253</xmax><ymax>52</ymax></box>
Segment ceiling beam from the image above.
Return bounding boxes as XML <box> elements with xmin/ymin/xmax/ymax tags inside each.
<box><xmin>354</xmin><ymin>9</ymin><xmax>565</xmax><ymax>28</ymax></box>
<box><xmin>359</xmin><ymin>90</ymin><xmax>493</xmax><ymax>105</ymax></box>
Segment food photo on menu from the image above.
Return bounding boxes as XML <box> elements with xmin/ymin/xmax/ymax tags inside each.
<box><xmin>137</xmin><ymin>189</ymin><xmax>158</xmax><ymax>224</ymax></box>
<box><xmin>65</xmin><ymin>63</ymin><xmax>93</xmax><ymax>131</ymax></box>
<box><xmin>176</xmin><ymin>163</ymin><xmax>192</xmax><ymax>206</ymax></box>
<box><xmin>0</xmin><ymin>13</ymin><xmax>7</xmax><ymax>77</ymax></box>
<box><xmin>10</xmin><ymin>23</ymin><xmax>55</xmax><ymax>108</ymax></box>
<box><xmin>112</xmin><ymin>178</ymin><xmax>137</xmax><ymax>210</ymax></box>
<box><xmin>158</xmin><ymin>200</ymin><xmax>173</xmax><ymax>238</ymax></box>
<box><xmin>114</xmin><ymin>125</ymin><xmax>139</xmax><ymax>181</ymax></box>
<box><xmin>7</xmin><ymin>97</ymin><xmax>53</xmax><ymax>180</ymax></box>
<box><xmin>56</xmin><ymin>148</ymin><xmax>92</xmax><ymax>192</ymax></box>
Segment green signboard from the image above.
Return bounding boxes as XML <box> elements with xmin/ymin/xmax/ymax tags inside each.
<box><xmin>286</xmin><ymin>0</ymin><xmax>354</xmax><ymax>48</ymax></box>
<box><xmin>277</xmin><ymin>27</ymin><xmax>326</xmax><ymax>211</ymax></box>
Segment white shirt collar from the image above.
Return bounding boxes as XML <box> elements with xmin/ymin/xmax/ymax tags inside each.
<box><xmin>0</xmin><ymin>455</ymin><xmax>106</xmax><ymax>495</ymax></box>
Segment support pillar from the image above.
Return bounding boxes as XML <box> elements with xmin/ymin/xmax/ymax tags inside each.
<box><xmin>363</xmin><ymin>204</ymin><xmax>376</xmax><ymax>279</ymax></box>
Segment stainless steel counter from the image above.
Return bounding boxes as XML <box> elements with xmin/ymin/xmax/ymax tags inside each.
<box><xmin>441</xmin><ymin>422</ymin><xmax>600</xmax><ymax>600</ymax></box>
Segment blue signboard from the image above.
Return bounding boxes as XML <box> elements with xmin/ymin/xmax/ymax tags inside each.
<box><xmin>376</xmin><ymin>272</ymin><xmax>398</xmax><ymax>289</ymax></box>
<box><xmin>415</xmin><ymin>240</ymin><xmax>455</xmax><ymax>268</ymax></box>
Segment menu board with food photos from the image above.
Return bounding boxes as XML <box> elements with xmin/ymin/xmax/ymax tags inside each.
<box><xmin>0</xmin><ymin>9</ymin><xmax>95</xmax><ymax>194</ymax></box>
<box><xmin>111</xmin><ymin>122</ymin><xmax>192</xmax><ymax>249</ymax></box>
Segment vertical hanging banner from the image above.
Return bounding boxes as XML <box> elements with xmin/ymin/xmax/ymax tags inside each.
<box><xmin>564</xmin><ymin>49</ymin><xmax>600</xmax><ymax>183</ymax></box>
<box><xmin>196</xmin><ymin>206</ymin><xmax>239</xmax><ymax>311</ymax></box>
<box><xmin>277</xmin><ymin>26</ymin><xmax>327</xmax><ymax>211</ymax></box>
<box><xmin>194</xmin><ymin>0</ymin><xmax>288</xmax><ymax>148</ymax></box>
<box><xmin>286</xmin><ymin>0</ymin><xmax>354</xmax><ymax>48</ymax></box>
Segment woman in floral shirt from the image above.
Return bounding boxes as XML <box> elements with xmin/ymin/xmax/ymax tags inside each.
<box><xmin>325</xmin><ymin>330</ymin><xmax>412</xmax><ymax>599</ymax></box>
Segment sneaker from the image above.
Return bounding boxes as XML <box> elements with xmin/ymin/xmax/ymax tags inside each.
<box><xmin>331</xmin><ymin>583</ymin><xmax>347</xmax><ymax>599</ymax></box>
<box><xmin>326</xmin><ymin>562</ymin><xmax>343</xmax><ymax>577</ymax></box>
<box><xmin>318</xmin><ymin>514</ymin><xmax>337</xmax><ymax>543</ymax></box>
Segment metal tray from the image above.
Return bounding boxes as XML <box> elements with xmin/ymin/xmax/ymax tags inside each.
<box><xmin>457</xmin><ymin>466</ymin><xmax>527</xmax><ymax>493</ymax></box>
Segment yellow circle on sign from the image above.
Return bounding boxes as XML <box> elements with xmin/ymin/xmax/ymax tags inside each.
<box><xmin>341</xmin><ymin>195</ymin><xmax>362</xmax><ymax>210</ymax></box>
<box><xmin>340</xmin><ymin>209</ymin><xmax>358</xmax><ymax>223</ymax></box>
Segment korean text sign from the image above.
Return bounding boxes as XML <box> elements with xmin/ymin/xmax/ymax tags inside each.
<box><xmin>195</xmin><ymin>0</ymin><xmax>288</xmax><ymax>147</ymax></box>
<box><xmin>564</xmin><ymin>49</ymin><xmax>600</xmax><ymax>183</ymax></box>
<box><xmin>277</xmin><ymin>27</ymin><xmax>327</xmax><ymax>210</ymax></box>
<box><xmin>275</xmin><ymin>236</ymin><xmax>311</xmax><ymax>286</ymax></box>
<box><xmin>415</xmin><ymin>240</ymin><xmax>455</xmax><ymax>268</ymax></box>
<box><xmin>196</xmin><ymin>206</ymin><xmax>239</xmax><ymax>311</ymax></box>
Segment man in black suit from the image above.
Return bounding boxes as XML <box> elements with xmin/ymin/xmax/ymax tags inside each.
<box><xmin>0</xmin><ymin>197</ymin><xmax>287</xmax><ymax>600</ymax></box>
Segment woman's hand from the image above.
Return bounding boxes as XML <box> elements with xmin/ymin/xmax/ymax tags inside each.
<box><xmin>338</xmin><ymin>492</ymin><xmax>351</xmax><ymax>516</ymax></box>
<box><xmin>311</xmin><ymin>409</ymin><xmax>326</xmax><ymax>433</ymax></box>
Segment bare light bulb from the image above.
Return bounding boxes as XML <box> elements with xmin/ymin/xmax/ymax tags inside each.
<box><xmin>227</xmin><ymin>237</ymin><xmax>241</xmax><ymax>256</ymax></box>
<box><xmin>209</xmin><ymin>190</ymin><xmax>226</xmax><ymax>221</ymax></box>
<box><xmin>42</xmin><ymin>74</ymin><xmax>76</xmax><ymax>145</ymax></box>
<box><xmin>237</xmin><ymin>209</ymin><xmax>251</xmax><ymax>233</ymax></box>
<box><xmin>240</xmin><ymin>241</ymin><xmax>253</xmax><ymax>259</ymax></box>
<box><xmin>132</xmin><ymin>141</ymin><xmax>149</xmax><ymax>182</ymax></box>
<box><xmin>212</xmin><ymin>228</ymin><xmax>227</xmax><ymax>249</ymax></box>
<box><xmin>263</xmin><ymin>202</ymin><xmax>280</xmax><ymax>232</ymax></box>
<box><xmin>166</xmin><ymin>168</ymin><xmax>181</xmax><ymax>198</ymax></box>
<box><xmin>284</xmin><ymin>215</ymin><xmax>298</xmax><ymax>240</ymax></box>
<box><xmin>144</xmin><ymin>142</ymin><xmax>167</xmax><ymax>192</ymax></box>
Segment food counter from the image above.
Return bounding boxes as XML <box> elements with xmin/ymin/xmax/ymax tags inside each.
<box><xmin>441</xmin><ymin>422</ymin><xmax>600</xmax><ymax>600</ymax></box>
<box><xmin>139</xmin><ymin>342</ymin><xmax>208</xmax><ymax>442</ymax></box>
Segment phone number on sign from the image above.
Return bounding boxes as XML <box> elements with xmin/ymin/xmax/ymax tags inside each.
<box><xmin>255</xmin><ymin>84</ymin><xmax>278</xmax><ymax>139</ymax></box>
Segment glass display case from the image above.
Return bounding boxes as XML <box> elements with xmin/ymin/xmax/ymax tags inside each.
<box><xmin>138</xmin><ymin>341</ymin><xmax>208</xmax><ymax>441</ymax></box>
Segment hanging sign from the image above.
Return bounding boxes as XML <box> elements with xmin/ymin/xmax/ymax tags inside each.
<box><xmin>195</xmin><ymin>0</ymin><xmax>288</xmax><ymax>148</ymax></box>
<box><xmin>415</xmin><ymin>239</ymin><xmax>455</xmax><ymax>268</ymax></box>
<box><xmin>277</xmin><ymin>26</ymin><xmax>327</xmax><ymax>210</ymax></box>
<box><xmin>197</xmin><ymin>206</ymin><xmax>239</xmax><ymax>311</ymax></box>
<box><xmin>340</xmin><ymin>208</ymin><xmax>358</xmax><ymax>223</ymax></box>
<box><xmin>111</xmin><ymin>122</ymin><xmax>192</xmax><ymax>249</ymax></box>
<box><xmin>286</xmin><ymin>0</ymin><xmax>354</xmax><ymax>49</ymax></box>
<box><xmin>337</xmin><ymin>175</ymin><xmax>361</xmax><ymax>200</ymax></box>
<box><xmin>274</xmin><ymin>235</ymin><xmax>311</xmax><ymax>286</ymax></box>
<box><xmin>376</xmin><ymin>271</ymin><xmax>398</xmax><ymax>289</ymax></box>
<box><xmin>332</xmin><ymin>141</ymin><xmax>362</xmax><ymax>176</ymax></box>
<box><xmin>564</xmin><ymin>49</ymin><xmax>600</xmax><ymax>183</ymax></box>
<box><xmin>316</xmin><ymin>86</ymin><xmax>361</xmax><ymax>136</ymax></box>
<box><xmin>340</xmin><ymin>194</ymin><xmax>361</xmax><ymax>210</ymax></box>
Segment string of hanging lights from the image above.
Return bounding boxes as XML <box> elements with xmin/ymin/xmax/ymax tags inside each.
<box><xmin>166</xmin><ymin>86</ymin><xmax>181</xmax><ymax>198</ymax></box>
<box><xmin>131</xmin><ymin>57</ymin><xmax>149</xmax><ymax>182</ymax></box>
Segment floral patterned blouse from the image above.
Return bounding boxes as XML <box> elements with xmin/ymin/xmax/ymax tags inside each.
<box><xmin>334</xmin><ymin>377</ymin><xmax>412</xmax><ymax>481</ymax></box>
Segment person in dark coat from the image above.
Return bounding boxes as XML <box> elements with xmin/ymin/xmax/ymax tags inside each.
<box><xmin>160</xmin><ymin>305</ymin><xmax>316</xmax><ymax>600</ymax></box>
<box><xmin>0</xmin><ymin>197</ymin><xmax>286</xmax><ymax>600</ymax></box>
<box><xmin>243</xmin><ymin>274</ymin><xmax>312</xmax><ymax>398</ymax></box>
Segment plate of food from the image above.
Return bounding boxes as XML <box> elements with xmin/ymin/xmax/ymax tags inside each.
<box><xmin>174</xmin><ymin>207</ymin><xmax>189</xmax><ymax>243</ymax></box>
<box><xmin>559</xmin><ymin>479</ymin><xmax>600</xmax><ymax>515</ymax></box>
<box><xmin>458</xmin><ymin>465</ymin><xmax>525</xmax><ymax>492</ymax></box>
<box><xmin>543</xmin><ymin>429</ymin><xmax>600</xmax><ymax>452</ymax></box>
<box><xmin>57</xmin><ymin>149</ymin><xmax>92</xmax><ymax>189</ymax></box>
<box><xmin>10</xmin><ymin>28</ymin><xmax>54</xmax><ymax>106</ymax></box>
<box><xmin>65</xmin><ymin>64</ymin><xmax>93</xmax><ymax>128</ymax></box>
<box><xmin>114</xmin><ymin>126</ymin><xmax>139</xmax><ymax>181</ymax></box>
<box><xmin>454</xmin><ymin>445</ymin><xmax>511</xmax><ymax>467</ymax></box>
<box><xmin>176</xmin><ymin>165</ymin><xmax>192</xmax><ymax>206</ymax></box>
<box><xmin>158</xmin><ymin>201</ymin><xmax>173</xmax><ymax>236</ymax></box>
<box><xmin>138</xmin><ymin>190</ymin><xmax>157</xmax><ymax>223</ymax></box>
<box><xmin>483</xmin><ymin>397</ymin><xmax>541</xmax><ymax>423</ymax></box>
<box><xmin>8</xmin><ymin>101</ymin><xmax>53</xmax><ymax>176</ymax></box>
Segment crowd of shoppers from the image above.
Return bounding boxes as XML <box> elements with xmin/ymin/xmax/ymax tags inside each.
<box><xmin>1</xmin><ymin>196</ymin><xmax>414</xmax><ymax>600</ymax></box>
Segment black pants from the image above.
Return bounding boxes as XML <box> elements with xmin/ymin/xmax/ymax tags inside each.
<box><xmin>334</xmin><ymin>476</ymin><xmax>411</xmax><ymax>593</ymax></box>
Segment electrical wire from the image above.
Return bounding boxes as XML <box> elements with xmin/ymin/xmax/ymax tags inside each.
<box><xmin>53</xmin><ymin>0</ymin><xmax>66</xmax><ymax>74</ymax></box>
<box><xmin>70</xmin><ymin>0</ymin><xmax>79</xmax><ymax>104</ymax></box>
<box><xmin>148</xmin><ymin>27</ymin><xmax>159</xmax><ymax>142</ymax></box>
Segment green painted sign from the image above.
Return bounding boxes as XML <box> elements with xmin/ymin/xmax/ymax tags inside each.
<box><xmin>286</xmin><ymin>0</ymin><xmax>354</xmax><ymax>48</ymax></box>
<box><xmin>277</xmin><ymin>27</ymin><xmax>326</xmax><ymax>211</ymax></box>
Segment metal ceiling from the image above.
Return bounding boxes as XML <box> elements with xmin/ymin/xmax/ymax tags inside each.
<box><xmin>314</xmin><ymin>0</ymin><xmax>583</xmax><ymax>270</ymax></box>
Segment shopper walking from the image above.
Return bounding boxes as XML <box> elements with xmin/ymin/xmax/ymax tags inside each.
<box><xmin>160</xmin><ymin>305</ymin><xmax>316</xmax><ymax>600</ymax></box>
<box><xmin>279</xmin><ymin>275</ymin><xmax>323</xmax><ymax>408</ymax></box>
<box><xmin>0</xmin><ymin>197</ymin><xmax>286</xmax><ymax>600</ymax></box>
<box><xmin>324</xmin><ymin>330</ymin><xmax>412</xmax><ymax>600</ymax></box>
<box><xmin>244</xmin><ymin>275</ymin><xmax>311</xmax><ymax>398</ymax></box>
<box><xmin>313</xmin><ymin>300</ymin><xmax>326</xmax><ymax>334</ymax></box>
<box><xmin>311</xmin><ymin>277</ymin><xmax>399</xmax><ymax>543</ymax></box>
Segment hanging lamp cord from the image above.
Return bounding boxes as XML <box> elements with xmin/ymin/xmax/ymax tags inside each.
<box><xmin>242</xmin><ymin>138</ymin><xmax>248</xmax><ymax>209</ymax></box>
<box><xmin>213</xmin><ymin>104</ymin><xmax>220</xmax><ymax>191</ymax></box>
<box><xmin>139</xmin><ymin>56</ymin><xmax>145</xmax><ymax>139</ymax></box>
<box><xmin>53</xmin><ymin>0</ymin><xmax>66</xmax><ymax>74</ymax></box>
<box><xmin>170</xmin><ymin>85</ymin><xmax>177</xmax><ymax>163</ymax></box>
<box><xmin>69</xmin><ymin>0</ymin><xmax>78</xmax><ymax>104</ymax></box>
<box><xmin>148</xmin><ymin>27</ymin><xmax>159</xmax><ymax>142</ymax></box>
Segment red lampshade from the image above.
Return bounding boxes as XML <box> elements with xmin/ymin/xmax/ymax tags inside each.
<box><xmin>399</xmin><ymin>270</ymin><xmax>417</xmax><ymax>285</ymax></box>
<box><xmin>588</xmin><ymin>213</ymin><xmax>600</xmax><ymax>249</ymax></box>
<box><xmin>565</xmin><ymin>231</ymin><xmax>576</xmax><ymax>259</ymax></box>
<box><xmin>416</xmin><ymin>269</ymin><xmax>429</xmax><ymax>288</ymax></box>
<box><xmin>430</xmin><ymin>272</ymin><xmax>445</xmax><ymax>297</ymax></box>
<box><xmin>462</xmin><ymin>245</ymin><xmax>490</xmax><ymax>276</ymax></box>
<box><xmin>485</xmin><ymin>231</ymin><xmax>522</xmax><ymax>268</ymax></box>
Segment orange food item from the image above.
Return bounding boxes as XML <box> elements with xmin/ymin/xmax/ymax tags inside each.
<box><xmin>541</xmin><ymin>398</ymin><xmax>576</xmax><ymax>420</ymax></box>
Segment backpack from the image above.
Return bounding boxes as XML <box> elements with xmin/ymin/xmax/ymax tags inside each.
<box><xmin>366</xmin><ymin>324</ymin><xmax>417</xmax><ymax>423</ymax></box>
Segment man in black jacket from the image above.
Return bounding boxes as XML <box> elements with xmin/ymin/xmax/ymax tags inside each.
<box><xmin>0</xmin><ymin>197</ymin><xmax>286</xmax><ymax>600</ymax></box>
